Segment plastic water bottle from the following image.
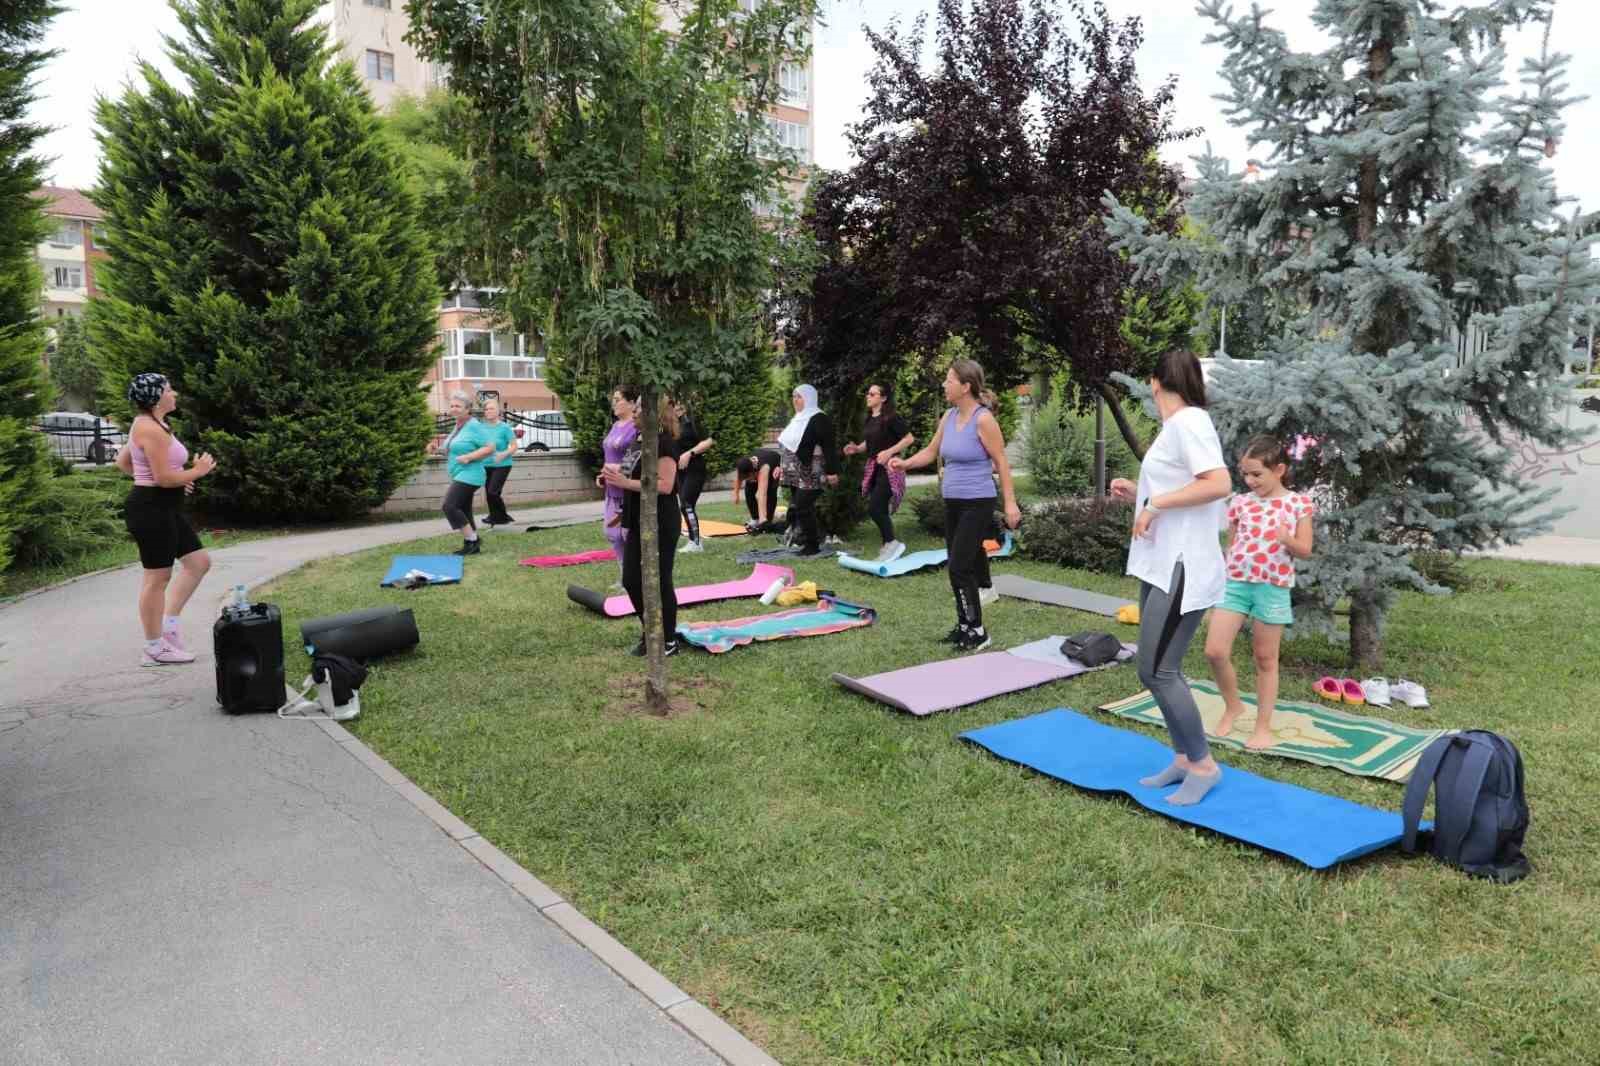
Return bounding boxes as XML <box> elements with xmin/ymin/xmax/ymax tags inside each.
<box><xmin>232</xmin><ymin>584</ymin><xmax>248</xmax><ymax>610</ymax></box>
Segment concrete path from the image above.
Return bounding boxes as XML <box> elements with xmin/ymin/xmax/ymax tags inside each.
<box><xmin>0</xmin><ymin>502</ymin><xmax>773</xmax><ymax>1066</ymax></box>
<box><xmin>1486</xmin><ymin>534</ymin><xmax>1600</xmax><ymax>566</ymax></box>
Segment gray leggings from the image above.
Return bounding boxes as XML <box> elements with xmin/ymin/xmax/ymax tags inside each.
<box><xmin>1137</xmin><ymin>560</ymin><xmax>1211</xmax><ymax>762</ymax></box>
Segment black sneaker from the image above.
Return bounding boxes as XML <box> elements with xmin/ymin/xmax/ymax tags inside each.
<box><xmin>453</xmin><ymin>539</ymin><xmax>482</xmax><ymax>556</ymax></box>
<box><xmin>663</xmin><ymin>640</ymin><xmax>679</xmax><ymax>657</ymax></box>
<box><xmin>954</xmin><ymin>627</ymin><xmax>991</xmax><ymax>653</ymax></box>
<box><xmin>629</xmin><ymin>637</ymin><xmax>647</xmax><ymax>657</ymax></box>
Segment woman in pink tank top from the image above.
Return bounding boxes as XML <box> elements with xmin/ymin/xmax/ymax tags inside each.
<box><xmin>116</xmin><ymin>373</ymin><xmax>218</xmax><ymax>666</ymax></box>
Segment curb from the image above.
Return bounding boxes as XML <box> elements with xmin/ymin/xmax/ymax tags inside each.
<box><xmin>311</xmin><ymin>716</ymin><xmax>779</xmax><ymax>1066</ymax></box>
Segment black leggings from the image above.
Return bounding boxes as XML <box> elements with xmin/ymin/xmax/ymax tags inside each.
<box><xmin>945</xmin><ymin>498</ymin><xmax>994</xmax><ymax>629</ymax></box>
<box><xmin>866</xmin><ymin>466</ymin><xmax>895</xmax><ymax>545</ymax></box>
<box><xmin>790</xmin><ymin>487</ymin><xmax>823</xmax><ymax>553</ymax></box>
<box><xmin>745</xmin><ymin>476</ymin><xmax>779</xmax><ymax>524</ymax></box>
<box><xmin>483</xmin><ymin>466</ymin><xmax>512</xmax><ymax>522</ymax></box>
<box><xmin>442</xmin><ymin>480</ymin><xmax>478</xmax><ymax>532</ymax></box>
<box><xmin>679</xmin><ymin>465</ymin><xmax>706</xmax><ymax>542</ymax></box>
<box><xmin>623</xmin><ymin>518</ymin><xmax>680</xmax><ymax>645</ymax></box>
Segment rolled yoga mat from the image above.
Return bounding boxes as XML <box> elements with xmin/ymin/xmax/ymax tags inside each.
<box><xmin>960</xmin><ymin>709</ymin><xmax>1418</xmax><ymax>869</ymax></box>
<box><xmin>836</xmin><ymin>533</ymin><xmax>1014</xmax><ymax>578</ymax></box>
<box><xmin>520</xmin><ymin>549</ymin><xmax>617</xmax><ymax>569</ymax></box>
<box><xmin>676</xmin><ymin>595</ymin><xmax>876</xmax><ymax>653</ymax></box>
<box><xmin>831</xmin><ymin>636</ymin><xmax>1134</xmax><ymax>717</ymax></box>
<box><xmin>301</xmin><ymin>607</ymin><xmax>420</xmax><ymax>660</ymax></box>
<box><xmin>989</xmin><ymin>574</ymin><xmax>1134</xmax><ymax>616</ymax></box>
<box><xmin>567</xmin><ymin>563</ymin><xmax>795</xmax><ymax>619</ymax></box>
<box><xmin>380</xmin><ymin>554</ymin><xmax>463</xmax><ymax>587</ymax></box>
<box><xmin>1099</xmin><ymin>680</ymin><xmax>1451</xmax><ymax>783</ymax></box>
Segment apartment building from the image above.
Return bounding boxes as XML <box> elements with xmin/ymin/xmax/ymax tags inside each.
<box><xmin>36</xmin><ymin>186</ymin><xmax>107</xmax><ymax>320</ymax></box>
<box><xmin>330</xmin><ymin>0</ymin><xmax>815</xmax><ymax>413</ymax></box>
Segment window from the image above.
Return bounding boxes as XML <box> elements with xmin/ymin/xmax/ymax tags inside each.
<box><xmin>362</xmin><ymin>0</ymin><xmax>391</xmax><ymax>6</ymax></box>
<box><xmin>48</xmin><ymin>219</ymin><xmax>82</xmax><ymax>248</ymax></box>
<box><xmin>764</xmin><ymin>118</ymin><xmax>809</xmax><ymax>162</ymax></box>
<box><xmin>91</xmin><ymin>224</ymin><xmax>108</xmax><ymax>248</ymax></box>
<box><xmin>365</xmin><ymin>50</ymin><xmax>395</xmax><ymax>82</ymax></box>
<box><xmin>47</xmin><ymin>262</ymin><xmax>84</xmax><ymax>289</ymax></box>
<box><xmin>779</xmin><ymin>63</ymin><xmax>808</xmax><ymax>106</ymax></box>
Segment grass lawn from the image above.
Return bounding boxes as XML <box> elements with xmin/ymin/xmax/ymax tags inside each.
<box><xmin>258</xmin><ymin>492</ymin><xmax>1600</xmax><ymax>1065</ymax></box>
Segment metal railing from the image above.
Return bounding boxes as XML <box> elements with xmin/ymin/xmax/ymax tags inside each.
<box><xmin>34</xmin><ymin>419</ymin><xmax>122</xmax><ymax>465</ymax></box>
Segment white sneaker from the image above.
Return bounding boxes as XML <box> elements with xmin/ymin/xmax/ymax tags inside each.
<box><xmin>1361</xmin><ymin>677</ymin><xmax>1392</xmax><ymax>707</ymax></box>
<box><xmin>678</xmin><ymin>540</ymin><xmax>704</xmax><ymax>553</ymax></box>
<box><xmin>979</xmin><ymin>586</ymin><xmax>998</xmax><ymax>607</ymax></box>
<box><xmin>141</xmin><ymin>639</ymin><xmax>195</xmax><ymax>667</ymax></box>
<box><xmin>1391</xmin><ymin>679</ymin><xmax>1430</xmax><ymax>708</ymax></box>
<box><xmin>876</xmin><ymin>541</ymin><xmax>907</xmax><ymax>563</ymax></box>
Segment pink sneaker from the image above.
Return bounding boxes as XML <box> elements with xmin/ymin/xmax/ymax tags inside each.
<box><xmin>162</xmin><ymin>627</ymin><xmax>186</xmax><ymax>652</ymax></box>
<box><xmin>141</xmin><ymin>640</ymin><xmax>196</xmax><ymax>667</ymax></box>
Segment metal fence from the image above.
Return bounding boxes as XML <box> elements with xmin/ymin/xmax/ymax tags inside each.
<box><xmin>431</xmin><ymin>410</ymin><xmax>574</xmax><ymax>452</ymax></box>
<box><xmin>34</xmin><ymin>416</ymin><xmax>123</xmax><ymax>465</ymax></box>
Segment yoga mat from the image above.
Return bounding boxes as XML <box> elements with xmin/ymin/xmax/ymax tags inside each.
<box><xmin>520</xmin><ymin>549</ymin><xmax>617</xmax><ymax>569</ymax></box>
<box><xmin>990</xmin><ymin>574</ymin><xmax>1134</xmax><ymax>616</ymax></box>
<box><xmin>523</xmin><ymin>515</ymin><xmax>602</xmax><ymax>532</ymax></box>
<box><xmin>1098</xmin><ymin>680</ymin><xmax>1450</xmax><ymax>783</ymax></box>
<box><xmin>831</xmin><ymin>636</ymin><xmax>1135</xmax><ymax>717</ymax></box>
<box><xmin>837</xmin><ymin>533</ymin><xmax>1014</xmax><ymax>578</ymax></box>
<box><xmin>736</xmin><ymin>545</ymin><xmax>838</xmax><ymax>564</ymax></box>
<box><xmin>380</xmin><ymin>554</ymin><xmax>463</xmax><ymax>587</ymax></box>
<box><xmin>688</xmin><ymin>519</ymin><xmax>749</xmax><ymax>538</ymax></box>
<box><xmin>676</xmin><ymin>595</ymin><xmax>876</xmax><ymax>653</ymax></box>
<box><xmin>567</xmin><ymin>563</ymin><xmax>795</xmax><ymax>619</ymax></box>
<box><xmin>961</xmin><ymin>709</ymin><xmax>1416</xmax><ymax>869</ymax></box>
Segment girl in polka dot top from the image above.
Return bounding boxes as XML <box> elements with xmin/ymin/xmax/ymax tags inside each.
<box><xmin>1203</xmin><ymin>435</ymin><xmax>1316</xmax><ymax>750</ymax></box>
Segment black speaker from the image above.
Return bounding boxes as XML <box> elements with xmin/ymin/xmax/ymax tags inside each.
<box><xmin>300</xmin><ymin>606</ymin><xmax>419</xmax><ymax>661</ymax></box>
<box><xmin>214</xmin><ymin>603</ymin><xmax>286</xmax><ymax>714</ymax></box>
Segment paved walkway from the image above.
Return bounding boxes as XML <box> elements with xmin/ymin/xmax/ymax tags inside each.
<box><xmin>1485</xmin><ymin>534</ymin><xmax>1600</xmax><ymax>566</ymax></box>
<box><xmin>0</xmin><ymin>502</ymin><xmax>772</xmax><ymax>1066</ymax></box>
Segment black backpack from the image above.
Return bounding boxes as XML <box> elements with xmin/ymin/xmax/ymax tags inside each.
<box><xmin>1401</xmin><ymin>731</ymin><xmax>1531</xmax><ymax>883</ymax></box>
<box><xmin>1059</xmin><ymin>631</ymin><xmax>1122</xmax><ymax>668</ymax></box>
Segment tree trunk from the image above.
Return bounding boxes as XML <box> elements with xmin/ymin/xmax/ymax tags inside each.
<box><xmin>1347</xmin><ymin>589</ymin><xmax>1384</xmax><ymax>674</ymax></box>
<box><xmin>637</xmin><ymin>386</ymin><xmax>671</xmax><ymax>716</ymax></box>
<box><xmin>1356</xmin><ymin>37</ymin><xmax>1392</xmax><ymax>250</ymax></box>
<box><xmin>1098</xmin><ymin>381</ymin><xmax>1148</xmax><ymax>461</ymax></box>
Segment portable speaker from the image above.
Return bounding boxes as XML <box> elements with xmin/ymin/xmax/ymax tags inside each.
<box><xmin>214</xmin><ymin>602</ymin><xmax>286</xmax><ymax>714</ymax></box>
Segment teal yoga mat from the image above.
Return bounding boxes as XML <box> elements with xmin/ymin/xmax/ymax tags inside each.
<box><xmin>960</xmin><ymin>709</ymin><xmax>1418</xmax><ymax>869</ymax></box>
<box><xmin>380</xmin><ymin>554</ymin><xmax>463</xmax><ymax>587</ymax></box>
<box><xmin>837</xmin><ymin>533</ymin><xmax>1013</xmax><ymax>578</ymax></box>
<box><xmin>676</xmin><ymin>595</ymin><xmax>877</xmax><ymax>653</ymax></box>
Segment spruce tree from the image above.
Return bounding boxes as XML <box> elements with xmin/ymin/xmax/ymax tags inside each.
<box><xmin>89</xmin><ymin>0</ymin><xmax>439</xmax><ymax>522</ymax></box>
<box><xmin>1106</xmin><ymin>0</ymin><xmax>1600</xmax><ymax>668</ymax></box>
<box><xmin>0</xmin><ymin>0</ymin><xmax>61</xmax><ymax>581</ymax></box>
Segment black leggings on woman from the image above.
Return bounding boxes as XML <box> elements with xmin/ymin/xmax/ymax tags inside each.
<box><xmin>483</xmin><ymin>466</ymin><xmax>513</xmax><ymax>523</ymax></box>
<box><xmin>790</xmin><ymin>488</ymin><xmax>824</xmax><ymax>554</ymax></box>
<box><xmin>678</xmin><ymin>465</ymin><xmax>706</xmax><ymax>543</ymax></box>
<box><xmin>945</xmin><ymin>498</ymin><xmax>994</xmax><ymax>629</ymax></box>
<box><xmin>442</xmin><ymin>480</ymin><xmax>478</xmax><ymax>531</ymax></box>
<box><xmin>623</xmin><ymin>521</ymin><xmax>680</xmax><ymax>645</ymax></box>
<box><xmin>866</xmin><ymin>466</ymin><xmax>896</xmax><ymax>544</ymax></box>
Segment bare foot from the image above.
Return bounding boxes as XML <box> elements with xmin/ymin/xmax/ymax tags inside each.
<box><xmin>1212</xmin><ymin>703</ymin><xmax>1248</xmax><ymax>739</ymax></box>
<box><xmin>1244</xmin><ymin>728</ymin><xmax>1275</xmax><ymax>751</ymax></box>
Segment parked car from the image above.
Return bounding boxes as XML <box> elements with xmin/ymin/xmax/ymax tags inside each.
<box><xmin>38</xmin><ymin>411</ymin><xmax>127</xmax><ymax>463</ymax></box>
<box><xmin>513</xmin><ymin>410</ymin><xmax>573</xmax><ymax>452</ymax></box>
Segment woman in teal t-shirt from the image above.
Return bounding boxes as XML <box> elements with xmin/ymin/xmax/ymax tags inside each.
<box><xmin>430</xmin><ymin>391</ymin><xmax>495</xmax><ymax>555</ymax></box>
<box><xmin>480</xmin><ymin>396</ymin><xmax>518</xmax><ymax>526</ymax></box>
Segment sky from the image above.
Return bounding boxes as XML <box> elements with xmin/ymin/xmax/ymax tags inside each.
<box><xmin>32</xmin><ymin>0</ymin><xmax>1600</xmax><ymax>217</ymax></box>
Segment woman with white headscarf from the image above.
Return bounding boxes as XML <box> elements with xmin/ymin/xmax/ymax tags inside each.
<box><xmin>776</xmin><ymin>384</ymin><xmax>839</xmax><ymax>557</ymax></box>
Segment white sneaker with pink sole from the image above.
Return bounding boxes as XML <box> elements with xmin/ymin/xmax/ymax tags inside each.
<box><xmin>142</xmin><ymin>639</ymin><xmax>196</xmax><ymax>667</ymax></box>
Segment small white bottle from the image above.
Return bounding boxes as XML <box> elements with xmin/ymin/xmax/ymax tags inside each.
<box><xmin>232</xmin><ymin>584</ymin><xmax>248</xmax><ymax>611</ymax></box>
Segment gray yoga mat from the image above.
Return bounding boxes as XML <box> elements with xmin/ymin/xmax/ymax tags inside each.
<box><xmin>990</xmin><ymin>574</ymin><xmax>1135</xmax><ymax>617</ymax></box>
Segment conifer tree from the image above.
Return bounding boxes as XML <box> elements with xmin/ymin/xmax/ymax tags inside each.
<box><xmin>1106</xmin><ymin>0</ymin><xmax>1600</xmax><ymax>668</ymax></box>
<box><xmin>89</xmin><ymin>0</ymin><xmax>439</xmax><ymax>522</ymax></box>
<box><xmin>0</xmin><ymin>0</ymin><xmax>62</xmax><ymax>580</ymax></box>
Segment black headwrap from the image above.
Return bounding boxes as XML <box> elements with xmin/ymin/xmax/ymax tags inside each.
<box><xmin>126</xmin><ymin>373</ymin><xmax>168</xmax><ymax>411</ymax></box>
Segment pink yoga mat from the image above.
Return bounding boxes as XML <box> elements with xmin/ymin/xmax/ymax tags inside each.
<box><xmin>567</xmin><ymin>563</ymin><xmax>795</xmax><ymax>619</ymax></box>
<box><xmin>521</xmin><ymin>549</ymin><xmax>618</xmax><ymax>569</ymax></box>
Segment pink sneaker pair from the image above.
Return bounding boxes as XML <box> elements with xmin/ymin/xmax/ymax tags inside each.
<box><xmin>141</xmin><ymin>638</ymin><xmax>195</xmax><ymax>667</ymax></box>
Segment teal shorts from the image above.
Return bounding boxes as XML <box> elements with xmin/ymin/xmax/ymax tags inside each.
<box><xmin>1218</xmin><ymin>578</ymin><xmax>1294</xmax><ymax>626</ymax></box>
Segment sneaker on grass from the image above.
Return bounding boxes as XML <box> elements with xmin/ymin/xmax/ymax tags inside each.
<box><xmin>1361</xmin><ymin>677</ymin><xmax>1392</xmax><ymax>707</ymax></box>
<box><xmin>954</xmin><ymin>626</ymin><xmax>992</xmax><ymax>653</ymax></box>
<box><xmin>1391</xmin><ymin>678</ymin><xmax>1430</xmax><ymax>708</ymax></box>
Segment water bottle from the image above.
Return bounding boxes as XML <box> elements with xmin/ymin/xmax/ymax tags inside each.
<box><xmin>232</xmin><ymin>584</ymin><xmax>248</xmax><ymax>611</ymax></box>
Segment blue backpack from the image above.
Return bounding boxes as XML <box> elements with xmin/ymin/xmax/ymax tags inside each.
<box><xmin>1401</xmin><ymin>731</ymin><xmax>1530</xmax><ymax>883</ymax></box>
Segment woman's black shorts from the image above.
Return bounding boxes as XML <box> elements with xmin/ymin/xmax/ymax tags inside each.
<box><xmin>125</xmin><ymin>485</ymin><xmax>204</xmax><ymax>570</ymax></box>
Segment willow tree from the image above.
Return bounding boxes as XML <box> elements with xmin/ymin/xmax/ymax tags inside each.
<box><xmin>407</xmin><ymin>0</ymin><xmax>817</xmax><ymax>712</ymax></box>
<box><xmin>1106</xmin><ymin>0</ymin><xmax>1599</xmax><ymax>668</ymax></box>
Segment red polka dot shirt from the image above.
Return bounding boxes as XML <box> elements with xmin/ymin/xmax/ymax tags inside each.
<box><xmin>1225</xmin><ymin>492</ymin><xmax>1314</xmax><ymax>588</ymax></box>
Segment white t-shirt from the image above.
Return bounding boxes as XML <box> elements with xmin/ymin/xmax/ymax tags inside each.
<box><xmin>1125</xmin><ymin>406</ymin><xmax>1228</xmax><ymax>614</ymax></box>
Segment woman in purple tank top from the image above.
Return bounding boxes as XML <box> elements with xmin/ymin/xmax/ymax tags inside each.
<box><xmin>114</xmin><ymin>372</ymin><xmax>218</xmax><ymax>667</ymax></box>
<box><xmin>596</xmin><ymin>386</ymin><xmax>640</xmax><ymax>589</ymax></box>
<box><xmin>891</xmin><ymin>359</ymin><xmax>1021</xmax><ymax>652</ymax></box>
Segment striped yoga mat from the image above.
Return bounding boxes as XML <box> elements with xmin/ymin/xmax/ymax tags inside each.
<box><xmin>1097</xmin><ymin>680</ymin><xmax>1450</xmax><ymax>783</ymax></box>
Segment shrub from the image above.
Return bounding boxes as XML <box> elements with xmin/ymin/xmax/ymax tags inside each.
<box><xmin>12</xmin><ymin>471</ymin><xmax>129</xmax><ymax>570</ymax></box>
<box><xmin>1025</xmin><ymin>395</ymin><xmax>1152</xmax><ymax>499</ymax></box>
<box><xmin>1019</xmin><ymin>496</ymin><xmax>1134</xmax><ymax>575</ymax></box>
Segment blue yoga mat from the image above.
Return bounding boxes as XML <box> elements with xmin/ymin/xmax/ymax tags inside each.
<box><xmin>838</xmin><ymin>532</ymin><xmax>1014</xmax><ymax>578</ymax></box>
<box><xmin>380</xmin><ymin>554</ymin><xmax>464</xmax><ymax>587</ymax></box>
<box><xmin>960</xmin><ymin>709</ymin><xmax>1415</xmax><ymax>869</ymax></box>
